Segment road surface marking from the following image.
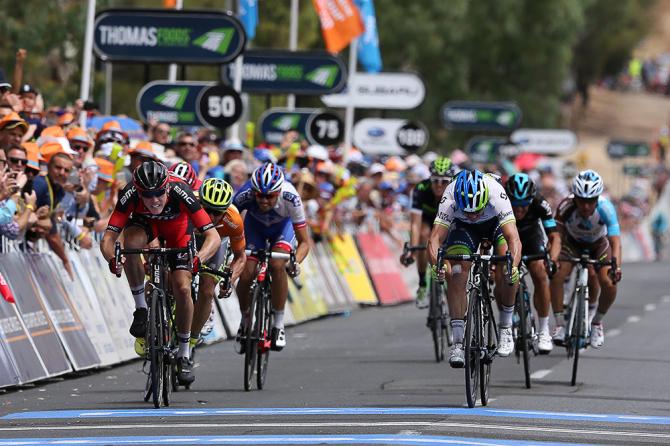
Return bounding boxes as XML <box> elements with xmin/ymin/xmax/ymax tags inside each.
<box><xmin>530</xmin><ymin>369</ymin><xmax>552</xmax><ymax>379</ymax></box>
<box><xmin>644</xmin><ymin>303</ymin><xmax>656</xmax><ymax>312</ymax></box>
<box><xmin>626</xmin><ymin>315</ymin><xmax>641</xmax><ymax>323</ymax></box>
<box><xmin>607</xmin><ymin>328</ymin><xmax>622</xmax><ymax>338</ymax></box>
<box><xmin>661</xmin><ymin>295</ymin><xmax>670</xmax><ymax>303</ymax></box>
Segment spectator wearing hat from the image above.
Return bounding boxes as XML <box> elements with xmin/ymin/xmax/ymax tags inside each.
<box><xmin>18</xmin><ymin>84</ymin><xmax>37</xmax><ymax>113</ymax></box>
<box><xmin>31</xmin><ymin>144</ymin><xmax>75</xmax><ymax>277</ymax></box>
<box><xmin>0</xmin><ymin>112</ymin><xmax>27</xmax><ymax>150</ymax></box>
<box><xmin>22</xmin><ymin>142</ymin><xmax>41</xmax><ymax>177</ymax></box>
<box><xmin>221</xmin><ymin>139</ymin><xmax>245</xmax><ymax>166</ymax></box>
<box><xmin>5</xmin><ymin>144</ymin><xmax>27</xmax><ymax>173</ymax></box>
<box><xmin>91</xmin><ymin>157</ymin><xmax>116</xmax><ymax>227</ymax></box>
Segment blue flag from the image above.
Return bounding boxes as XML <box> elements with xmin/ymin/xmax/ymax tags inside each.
<box><xmin>354</xmin><ymin>0</ymin><xmax>382</xmax><ymax>73</ymax></box>
<box><xmin>239</xmin><ymin>0</ymin><xmax>258</xmax><ymax>41</ymax></box>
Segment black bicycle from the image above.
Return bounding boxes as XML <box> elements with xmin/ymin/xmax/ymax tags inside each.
<box><xmin>242</xmin><ymin>241</ymin><xmax>296</xmax><ymax>391</ymax></box>
<box><xmin>561</xmin><ymin>253</ymin><xmax>617</xmax><ymax>386</ymax></box>
<box><xmin>437</xmin><ymin>247</ymin><xmax>512</xmax><ymax>408</ymax></box>
<box><xmin>401</xmin><ymin>242</ymin><xmax>452</xmax><ymax>362</ymax></box>
<box><xmin>513</xmin><ymin>252</ymin><xmax>552</xmax><ymax>389</ymax></box>
<box><xmin>114</xmin><ymin>241</ymin><xmax>191</xmax><ymax>408</ymax></box>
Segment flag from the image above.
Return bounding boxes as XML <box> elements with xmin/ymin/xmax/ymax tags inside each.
<box><xmin>312</xmin><ymin>0</ymin><xmax>364</xmax><ymax>54</ymax></box>
<box><xmin>163</xmin><ymin>0</ymin><xmax>177</xmax><ymax>8</ymax></box>
<box><xmin>239</xmin><ymin>0</ymin><xmax>259</xmax><ymax>41</ymax></box>
<box><xmin>354</xmin><ymin>0</ymin><xmax>382</xmax><ymax>72</ymax></box>
<box><xmin>0</xmin><ymin>272</ymin><xmax>15</xmax><ymax>304</ymax></box>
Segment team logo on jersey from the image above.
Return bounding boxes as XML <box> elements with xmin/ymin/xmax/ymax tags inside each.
<box><xmin>283</xmin><ymin>191</ymin><xmax>301</xmax><ymax>207</ymax></box>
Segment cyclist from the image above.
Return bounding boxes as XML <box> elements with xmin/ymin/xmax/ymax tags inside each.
<box><xmin>401</xmin><ymin>156</ymin><xmax>458</xmax><ymax>308</ymax></box>
<box><xmin>550</xmin><ymin>169</ymin><xmax>622</xmax><ymax>349</ymax></box>
<box><xmin>100</xmin><ymin>161</ymin><xmax>221</xmax><ymax>385</ymax></box>
<box><xmin>190</xmin><ymin>178</ymin><xmax>247</xmax><ymax>352</ymax></box>
<box><xmin>169</xmin><ymin>161</ymin><xmax>202</xmax><ymax>190</ymax></box>
<box><xmin>233</xmin><ymin>162</ymin><xmax>310</xmax><ymax>351</ymax></box>
<box><xmin>427</xmin><ymin>169</ymin><xmax>522</xmax><ymax>368</ymax></box>
<box><xmin>504</xmin><ymin>173</ymin><xmax>561</xmax><ymax>353</ymax></box>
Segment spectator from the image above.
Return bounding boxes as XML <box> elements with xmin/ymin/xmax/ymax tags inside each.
<box><xmin>67</xmin><ymin>127</ymin><xmax>94</xmax><ymax>168</ymax></box>
<box><xmin>150</xmin><ymin>122</ymin><xmax>171</xmax><ymax>147</ymax></box>
<box><xmin>5</xmin><ymin>144</ymin><xmax>27</xmax><ymax>173</ymax></box>
<box><xmin>0</xmin><ymin>112</ymin><xmax>27</xmax><ymax>149</ymax></box>
<box><xmin>223</xmin><ymin>159</ymin><xmax>249</xmax><ymax>192</ymax></box>
<box><xmin>220</xmin><ymin>139</ymin><xmax>245</xmax><ymax>167</ymax></box>
<box><xmin>174</xmin><ymin>132</ymin><xmax>199</xmax><ymax>171</ymax></box>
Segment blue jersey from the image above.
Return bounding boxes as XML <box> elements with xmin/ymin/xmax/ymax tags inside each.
<box><xmin>233</xmin><ymin>180</ymin><xmax>306</xmax><ymax>229</ymax></box>
<box><xmin>556</xmin><ymin>195</ymin><xmax>620</xmax><ymax>243</ymax></box>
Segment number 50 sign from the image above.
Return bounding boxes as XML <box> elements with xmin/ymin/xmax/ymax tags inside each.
<box><xmin>197</xmin><ymin>84</ymin><xmax>243</xmax><ymax>129</ymax></box>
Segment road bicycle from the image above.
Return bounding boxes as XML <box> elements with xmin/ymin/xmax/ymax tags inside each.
<box><xmin>437</xmin><ymin>247</ymin><xmax>512</xmax><ymax>408</ymax></box>
<box><xmin>401</xmin><ymin>242</ymin><xmax>452</xmax><ymax>362</ymax></box>
<box><xmin>242</xmin><ymin>240</ymin><xmax>296</xmax><ymax>391</ymax></box>
<box><xmin>561</xmin><ymin>253</ymin><xmax>617</xmax><ymax>386</ymax></box>
<box><xmin>114</xmin><ymin>241</ymin><xmax>192</xmax><ymax>408</ymax></box>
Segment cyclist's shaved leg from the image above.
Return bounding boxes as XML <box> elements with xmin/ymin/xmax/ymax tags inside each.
<box><xmin>445</xmin><ymin>260</ymin><xmax>470</xmax><ymax>318</ymax></box>
<box><xmin>171</xmin><ymin>269</ymin><xmax>194</xmax><ymax>358</ymax></box>
<box><xmin>236</xmin><ymin>260</ymin><xmax>257</xmax><ymax>316</ymax></box>
<box><xmin>594</xmin><ymin>265</ymin><xmax>616</xmax><ymax>319</ymax></box>
<box><xmin>550</xmin><ymin>261</ymin><xmax>573</xmax><ymax>315</ymax></box>
<box><xmin>494</xmin><ymin>242</ymin><xmax>517</xmax><ymax>308</ymax></box>
<box><xmin>191</xmin><ymin>275</ymin><xmax>216</xmax><ymax>339</ymax></box>
<box><xmin>269</xmin><ymin>252</ymin><xmax>289</xmax><ymax>327</ymax></box>
<box><xmin>528</xmin><ymin>260</ymin><xmax>550</xmax><ymax>318</ymax></box>
<box><xmin>122</xmin><ymin>226</ymin><xmax>149</xmax><ymax>294</ymax></box>
<box><xmin>587</xmin><ymin>265</ymin><xmax>601</xmax><ymax>305</ymax></box>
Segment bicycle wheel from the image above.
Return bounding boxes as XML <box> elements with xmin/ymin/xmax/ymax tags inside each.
<box><xmin>257</xmin><ymin>287</ymin><xmax>272</xmax><ymax>389</ymax></box>
<box><xmin>480</xmin><ymin>290</ymin><xmax>495</xmax><ymax>405</ymax></box>
<box><xmin>464</xmin><ymin>288</ymin><xmax>480</xmax><ymax>408</ymax></box>
<box><xmin>162</xmin><ymin>297</ymin><xmax>175</xmax><ymax>405</ymax></box>
<box><xmin>148</xmin><ymin>289</ymin><xmax>165</xmax><ymax>408</ymax></box>
<box><xmin>243</xmin><ymin>286</ymin><xmax>259</xmax><ymax>391</ymax></box>
<box><xmin>517</xmin><ymin>283</ymin><xmax>531</xmax><ymax>389</ymax></box>
<box><xmin>570</xmin><ymin>287</ymin><xmax>586</xmax><ymax>386</ymax></box>
<box><xmin>429</xmin><ymin>278</ymin><xmax>446</xmax><ymax>362</ymax></box>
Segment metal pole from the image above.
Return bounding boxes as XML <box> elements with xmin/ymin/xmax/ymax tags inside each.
<box><xmin>168</xmin><ymin>0</ymin><xmax>184</xmax><ymax>82</ymax></box>
<box><xmin>79</xmin><ymin>0</ymin><xmax>96</xmax><ymax>128</ymax></box>
<box><xmin>343</xmin><ymin>39</ymin><xmax>358</xmax><ymax>162</ymax></box>
<box><xmin>104</xmin><ymin>62</ymin><xmax>112</xmax><ymax>115</ymax></box>
<box><xmin>286</xmin><ymin>0</ymin><xmax>299</xmax><ymax>110</ymax></box>
<box><xmin>230</xmin><ymin>0</ymin><xmax>243</xmax><ymax>141</ymax></box>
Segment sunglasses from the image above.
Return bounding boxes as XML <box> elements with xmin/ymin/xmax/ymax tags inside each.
<box><xmin>178</xmin><ymin>141</ymin><xmax>196</xmax><ymax>147</ymax></box>
<box><xmin>430</xmin><ymin>178</ymin><xmax>451</xmax><ymax>185</ymax></box>
<box><xmin>575</xmin><ymin>196</ymin><xmax>598</xmax><ymax>204</ymax></box>
<box><xmin>511</xmin><ymin>200</ymin><xmax>531</xmax><ymax>207</ymax></box>
<box><xmin>255</xmin><ymin>192</ymin><xmax>279</xmax><ymax>200</ymax></box>
<box><xmin>8</xmin><ymin>157</ymin><xmax>26</xmax><ymax>166</ymax></box>
<box><xmin>71</xmin><ymin>144</ymin><xmax>89</xmax><ymax>152</ymax></box>
<box><xmin>140</xmin><ymin>188</ymin><xmax>167</xmax><ymax>198</ymax></box>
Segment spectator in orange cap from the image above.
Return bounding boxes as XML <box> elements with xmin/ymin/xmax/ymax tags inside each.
<box><xmin>127</xmin><ymin>140</ymin><xmax>159</xmax><ymax>171</ymax></box>
<box><xmin>58</xmin><ymin>112</ymin><xmax>75</xmax><ymax>129</ymax></box>
<box><xmin>67</xmin><ymin>127</ymin><xmax>93</xmax><ymax>168</ymax></box>
<box><xmin>0</xmin><ymin>112</ymin><xmax>27</xmax><ymax>149</ymax></box>
<box><xmin>22</xmin><ymin>142</ymin><xmax>41</xmax><ymax>175</ymax></box>
<box><xmin>91</xmin><ymin>157</ymin><xmax>116</xmax><ymax>232</ymax></box>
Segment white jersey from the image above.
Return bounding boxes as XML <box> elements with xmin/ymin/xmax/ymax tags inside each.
<box><xmin>434</xmin><ymin>174</ymin><xmax>515</xmax><ymax>228</ymax></box>
<box><xmin>233</xmin><ymin>180</ymin><xmax>307</xmax><ymax>228</ymax></box>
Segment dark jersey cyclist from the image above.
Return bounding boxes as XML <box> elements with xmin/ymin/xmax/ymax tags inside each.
<box><xmin>505</xmin><ymin>173</ymin><xmax>561</xmax><ymax>354</ymax></box>
<box><xmin>402</xmin><ymin>157</ymin><xmax>458</xmax><ymax>308</ymax></box>
<box><xmin>100</xmin><ymin>161</ymin><xmax>221</xmax><ymax>386</ymax></box>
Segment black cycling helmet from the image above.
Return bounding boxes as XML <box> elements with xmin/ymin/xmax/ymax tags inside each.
<box><xmin>133</xmin><ymin>160</ymin><xmax>169</xmax><ymax>192</ymax></box>
<box><xmin>505</xmin><ymin>173</ymin><xmax>536</xmax><ymax>205</ymax></box>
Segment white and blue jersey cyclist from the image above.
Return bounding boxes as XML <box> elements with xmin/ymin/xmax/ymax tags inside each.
<box><xmin>233</xmin><ymin>162</ymin><xmax>311</xmax><ymax>353</ymax></box>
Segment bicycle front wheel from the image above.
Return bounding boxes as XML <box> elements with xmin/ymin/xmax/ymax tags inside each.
<box><xmin>570</xmin><ymin>287</ymin><xmax>586</xmax><ymax>386</ymax></box>
<box><xmin>480</xmin><ymin>290</ymin><xmax>496</xmax><ymax>406</ymax></box>
<box><xmin>257</xmin><ymin>287</ymin><xmax>272</xmax><ymax>390</ymax></box>
<box><xmin>464</xmin><ymin>288</ymin><xmax>481</xmax><ymax>408</ymax></box>
<box><xmin>429</xmin><ymin>278</ymin><xmax>446</xmax><ymax>362</ymax></box>
<box><xmin>148</xmin><ymin>289</ymin><xmax>165</xmax><ymax>408</ymax></box>
<box><xmin>517</xmin><ymin>285</ymin><xmax>531</xmax><ymax>389</ymax></box>
<box><xmin>244</xmin><ymin>286</ymin><xmax>259</xmax><ymax>391</ymax></box>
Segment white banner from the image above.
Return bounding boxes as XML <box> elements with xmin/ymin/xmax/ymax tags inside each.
<box><xmin>353</xmin><ymin>118</ymin><xmax>406</xmax><ymax>155</ymax></box>
<box><xmin>511</xmin><ymin>129</ymin><xmax>577</xmax><ymax>155</ymax></box>
<box><xmin>321</xmin><ymin>72</ymin><xmax>425</xmax><ymax>109</ymax></box>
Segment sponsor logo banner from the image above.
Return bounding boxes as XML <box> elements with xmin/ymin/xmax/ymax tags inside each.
<box><xmin>321</xmin><ymin>72</ymin><xmax>425</xmax><ymax>109</ymax></box>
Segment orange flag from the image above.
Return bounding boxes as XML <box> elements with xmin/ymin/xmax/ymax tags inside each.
<box><xmin>312</xmin><ymin>0</ymin><xmax>364</xmax><ymax>54</ymax></box>
<box><xmin>163</xmin><ymin>0</ymin><xmax>177</xmax><ymax>8</ymax></box>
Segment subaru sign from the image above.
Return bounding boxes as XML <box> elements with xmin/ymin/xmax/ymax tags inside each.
<box><xmin>94</xmin><ymin>9</ymin><xmax>246</xmax><ymax>64</ymax></box>
<box><xmin>137</xmin><ymin>81</ymin><xmax>213</xmax><ymax>127</ymax></box>
<box><xmin>321</xmin><ymin>72</ymin><xmax>425</xmax><ymax>109</ymax></box>
<box><xmin>224</xmin><ymin>49</ymin><xmax>347</xmax><ymax>95</ymax></box>
<box><xmin>441</xmin><ymin>101</ymin><xmax>522</xmax><ymax>131</ymax></box>
<box><xmin>511</xmin><ymin>129</ymin><xmax>577</xmax><ymax>155</ymax></box>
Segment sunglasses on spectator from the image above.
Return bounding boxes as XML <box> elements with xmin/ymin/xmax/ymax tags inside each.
<box><xmin>178</xmin><ymin>141</ymin><xmax>196</xmax><ymax>147</ymax></box>
<box><xmin>140</xmin><ymin>188</ymin><xmax>167</xmax><ymax>198</ymax></box>
<box><xmin>8</xmin><ymin>157</ymin><xmax>27</xmax><ymax>166</ymax></box>
<box><xmin>255</xmin><ymin>192</ymin><xmax>279</xmax><ymax>200</ymax></box>
<box><xmin>0</xmin><ymin>159</ymin><xmax>6</xmax><ymax>166</ymax></box>
<box><xmin>71</xmin><ymin>144</ymin><xmax>89</xmax><ymax>152</ymax></box>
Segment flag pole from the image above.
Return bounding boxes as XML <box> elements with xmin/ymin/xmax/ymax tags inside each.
<box><xmin>287</xmin><ymin>0</ymin><xmax>299</xmax><ymax>110</ymax></box>
<box><xmin>343</xmin><ymin>38</ymin><xmax>358</xmax><ymax>162</ymax></box>
<box><xmin>79</xmin><ymin>0</ymin><xmax>96</xmax><ymax>128</ymax></box>
<box><xmin>168</xmin><ymin>0</ymin><xmax>184</xmax><ymax>82</ymax></box>
<box><xmin>230</xmin><ymin>0</ymin><xmax>244</xmax><ymax>141</ymax></box>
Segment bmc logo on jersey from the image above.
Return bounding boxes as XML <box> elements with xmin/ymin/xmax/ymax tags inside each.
<box><xmin>173</xmin><ymin>184</ymin><xmax>196</xmax><ymax>205</ymax></box>
<box><xmin>120</xmin><ymin>186</ymin><xmax>136</xmax><ymax>206</ymax></box>
<box><xmin>283</xmin><ymin>191</ymin><xmax>301</xmax><ymax>207</ymax></box>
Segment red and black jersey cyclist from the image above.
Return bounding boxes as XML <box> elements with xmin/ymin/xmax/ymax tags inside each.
<box><xmin>504</xmin><ymin>173</ymin><xmax>561</xmax><ymax>354</ymax></box>
<box><xmin>100</xmin><ymin>161</ymin><xmax>221</xmax><ymax>385</ymax></box>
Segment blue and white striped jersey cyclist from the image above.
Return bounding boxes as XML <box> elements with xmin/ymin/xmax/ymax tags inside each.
<box><xmin>550</xmin><ymin>169</ymin><xmax>622</xmax><ymax>350</ymax></box>
<box><xmin>233</xmin><ymin>162</ymin><xmax>311</xmax><ymax>352</ymax></box>
<box><xmin>428</xmin><ymin>169</ymin><xmax>523</xmax><ymax>368</ymax></box>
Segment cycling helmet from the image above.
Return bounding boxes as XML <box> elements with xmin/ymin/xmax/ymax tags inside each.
<box><xmin>454</xmin><ymin>169</ymin><xmax>489</xmax><ymax>213</ymax></box>
<box><xmin>199</xmin><ymin>178</ymin><xmax>234</xmax><ymax>211</ymax></box>
<box><xmin>251</xmin><ymin>162</ymin><xmax>284</xmax><ymax>194</ymax></box>
<box><xmin>133</xmin><ymin>161</ymin><xmax>169</xmax><ymax>192</ymax></box>
<box><xmin>505</xmin><ymin>173</ymin><xmax>536</xmax><ymax>205</ymax></box>
<box><xmin>573</xmin><ymin>169</ymin><xmax>603</xmax><ymax>198</ymax></box>
<box><xmin>169</xmin><ymin>162</ymin><xmax>198</xmax><ymax>187</ymax></box>
<box><xmin>429</xmin><ymin>156</ymin><xmax>455</xmax><ymax>177</ymax></box>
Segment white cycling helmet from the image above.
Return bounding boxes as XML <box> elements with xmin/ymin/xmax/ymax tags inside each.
<box><xmin>573</xmin><ymin>169</ymin><xmax>604</xmax><ymax>198</ymax></box>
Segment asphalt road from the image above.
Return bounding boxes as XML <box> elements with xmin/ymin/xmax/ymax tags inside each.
<box><xmin>1</xmin><ymin>261</ymin><xmax>670</xmax><ymax>445</ymax></box>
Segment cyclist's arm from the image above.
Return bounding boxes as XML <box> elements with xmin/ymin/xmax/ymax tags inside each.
<box><xmin>537</xmin><ymin>196</ymin><xmax>561</xmax><ymax>262</ymax></box>
<box><xmin>229</xmin><ymin>245</ymin><xmax>246</xmax><ymax>284</ymax></box>
<box><xmin>597</xmin><ymin>198</ymin><xmax>622</xmax><ymax>266</ymax></box>
<box><xmin>198</xmin><ymin>227</ymin><xmax>222</xmax><ymax>264</ymax></box>
<box><xmin>500</xmin><ymin>221</ymin><xmax>522</xmax><ymax>268</ymax></box>
<box><xmin>427</xmin><ymin>222</ymin><xmax>449</xmax><ymax>266</ymax></box>
<box><xmin>409</xmin><ymin>211</ymin><xmax>422</xmax><ymax>249</ymax></box>
<box><xmin>294</xmin><ymin>223</ymin><xmax>310</xmax><ymax>264</ymax></box>
<box><xmin>227</xmin><ymin>209</ymin><xmax>247</xmax><ymax>283</ymax></box>
<box><xmin>100</xmin><ymin>228</ymin><xmax>120</xmax><ymax>262</ymax></box>
<box><xmin>547</xmin><ymin>231</ymin><xmax>561</xmax><ymax>263</ymax></box>
<box><xmin>609</xmin><ymin>234</ymin><xmax>621</xmax><ymax>268</ymax></box>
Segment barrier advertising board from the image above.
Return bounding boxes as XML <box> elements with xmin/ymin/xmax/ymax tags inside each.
<box><xmin>607</xmin><ymin>140</ymin><xmax>650</xmax><ymax>159</ymax></box>
<box><xmin>224</xmin><ymin>49</ymin><xmax>347</xmax><ymax>95</ymax></box>
<box><xmin>441</xmin><ymin>101</ymin><xmax>522</xmax><ymax>131</ymax></box>
<box><xmin>94</xmin><ymin>9</ymin><xmax>246</xmax><ymax>64</ymax></box>
<box><xmin>356</xmin><ymin>232</ymin><xmax>412</xmax><ymax>305</ymax></box>
<box><xmin>321</xmin><ymin>72</ymin><xmax>425</xmax><ymax>109</ymax></box>
<box><xmin>137</xmin><ymin>81</ymin><xmax>213</xmax><ymax>127</ymax></box>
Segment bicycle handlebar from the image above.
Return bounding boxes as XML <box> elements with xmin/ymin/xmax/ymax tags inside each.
<box><xmin>244</xmin><ymin>249</ymin><xmax>293</xmax><ymax>261</ymax></box>
<box><xmin>400</xmin><ymin>242</ymin><xmax>426</xmax><ymax>266</ymax></box>
<box><xmin>560</xmin><ymin>254</ymin><xmax>617</xmax><ymax>269</ymax></box>
<box><xmin>114</xmin><ymin>241</ymin><xmax>193</xmax><ymax>278</ymax></box>
<box><xmin>435</xmin><ymin>248</ymin><xmax>514</xmax><ymax>284</ymax></box>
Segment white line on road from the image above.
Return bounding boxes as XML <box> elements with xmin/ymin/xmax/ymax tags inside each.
<box><xmin>626</xmin><ymin>315</ymin><xmax>641</xmax><ymax>323</ymax></box>
<box><xmin>662</xmin><ymin>295</ymin><xmax>670</xmax><ymax>303</ymax></box>
<box><xmin>529</xmin><ymin>369</ymin><xmax>552</xmax><ymax>379</ymax></box>
<box><xmin>644</xmin><ymin>303</ymin><xmax>656</xmax><ymax>312</ymax></box>
<box><xmin>607</xmin><ymin>328</ymin><xmax>622</xmax><ymax>338</ymax></box>
<box><xmin>1</xmin><ymin>421</ymin><xmax>669</xmax><ymax>440</ymax></box>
